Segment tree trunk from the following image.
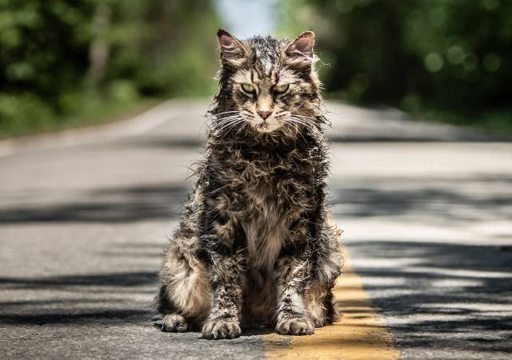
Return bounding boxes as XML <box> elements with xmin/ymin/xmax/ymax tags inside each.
<box><xmin>87</xmin><ymin>3</ymin><xmax>111</xmax><ymax>88</ymax></box>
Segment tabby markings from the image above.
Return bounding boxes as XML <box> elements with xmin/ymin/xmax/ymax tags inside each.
<box><xmin>263</xmin><ymin>246</ymin><xmax>399</xmax><ymax>360</ymax></box>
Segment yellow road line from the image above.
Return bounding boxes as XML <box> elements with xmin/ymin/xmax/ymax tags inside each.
<box><xmin>264</xmin><ymin>247</ymin><xmax>399</xmax><ymax>360</ymax></box>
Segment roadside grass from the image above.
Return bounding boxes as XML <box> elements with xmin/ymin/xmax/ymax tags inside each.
<box><xmin>0</xmin><ymin>95</ymin><xmax>161</xmax><ymax>140</ymax></box>
<box><xmin>403</xmin><ymin>106</ymin><xmax>512</xmax><ymax>139</ymax></box>
<box><xmin>325</xmin><ymin>92</ymin><xmax>512</xmax><ymax>138</ymax></box>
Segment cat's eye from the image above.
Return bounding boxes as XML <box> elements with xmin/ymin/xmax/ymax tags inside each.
<box><xmin>241</xmin><ymin>83</ymin><xmax>256</xmax><ymax>94</ymax></box>
<box><xmin>275</xmin><ymin>84</ymin><xmax>289</xmax><ymax>94</ymax></box>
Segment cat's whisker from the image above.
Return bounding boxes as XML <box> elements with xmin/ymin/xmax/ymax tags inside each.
<box><xmin>225</xmin><ymin>120</ymin><xmax>246</xmax><ymax>136</ymax></box>
<box><xmin>290</xmin><ymin>116</ymin><xmax>322</xmax><ymax>132</ymax></box>
<box><xmin>235</xmin><ymin>122</ymin><xmax>248</xmax><ymax>136</ymax></box>
<box><xmin>215</xmin><ymin>117</ymin><xmax>245</xmax><ymax>135</ymax></box>
<box><xmin>288</xmin><ymin>117</ymin><xmax>315</xmax><ymax>131</ymax></box>
<box><xmin>216</xmin><ymin>114</ymin><xmax>242</xmax><ymax>122</ymax></box>
<box><xmin>215</xmin><ymin>122</ymin><xmax>241</xmax><ymax>135</ymax></box>
<box><xmin>292</xmin><ymin>113</ymin><xmax>328</xmax><ymax>127</ymax></box>
<box><xmin>282</xmin><ymin>118</ymin><xmax>308</xmax><ymax>142</ymax></box>
<box><xmin>215</xmin><ymin>110</ymin><xmax>241</xmax><ymax>117</ymax></box>
<box><xmin>211</xmin><ymin>116</ymin><xmax>242</xmax><ymax>130</ymax></box>
<box><xmin>216</xmin><ymin>114</ymin><xmax>242</xmax><ymax>121</ymax></box>
<box><xmin>291</xmin><ymin>114</ymin><xmax>317</xmax><ymax>122</ymax></box>
<box><xmin>214</xmin><ymin>121</ymin><xmax>239</xmax><ymax>135</ymax></box>
<box><xmin>217</xmin><ymin>119</ymin><xmax>242</xmax><ymax>129</ymax></box>
<box><xmin>217</xmin><ymin>114</ymin><xmax>242</xmax><ymax>122</ymax></box>
<box><xmin>215</xmin><ymin>117</ymin><xmax>240</xmax><ymax>127</ymax></box>
<box><xmin>288</xmin><ymin>116</ymin><xmax>309</xmax><ymax>125</ymax></box>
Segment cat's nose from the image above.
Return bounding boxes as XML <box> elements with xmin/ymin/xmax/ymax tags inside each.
<box><xmin>257</xmin><ymin>110</ymin><xmax>272</xmax><ymax>120</ymax></box>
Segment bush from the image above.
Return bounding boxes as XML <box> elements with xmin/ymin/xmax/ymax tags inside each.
<box><xmin>0</xmin><ymin>93</ymin><xmax>56</xmax><ymax>138</ymax></box>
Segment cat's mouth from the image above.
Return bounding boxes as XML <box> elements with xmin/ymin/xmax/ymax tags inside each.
<box><xmin>255</xmin><ymin>122</ymin><xmax>270</xmax><ymax>132</ymax></box>
<box><xmin>253</xmin><ymin>120</ymin><xmax>282</xmax><ymax>133</ymax></box>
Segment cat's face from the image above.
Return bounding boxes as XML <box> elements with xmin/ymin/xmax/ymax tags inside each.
<box><xmin>214</xmin><ymin>30</ymin><xmax>322</xmax><ymax>137</ymax></box>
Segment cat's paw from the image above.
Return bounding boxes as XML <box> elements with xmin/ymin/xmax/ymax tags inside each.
<box><xmin>202</xmin><ymin>318</ymin><xmax>241</xmax><ymax>340</ymax></box>
<box><xmin>313</xmin><ymin>317</ymin><xmax>326</xmax><ymax>328</ymax></box>
<box><xmin>276</xmin><ymin>316</ymin><xmax>315</xmax><ymax>335</ymax></box>
<box><xmin>161</xmin><ymin>313</ymin><xmax>189</xmax><ymax>332</ymax></box>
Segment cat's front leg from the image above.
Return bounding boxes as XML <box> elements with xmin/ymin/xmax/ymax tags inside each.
<box><xmin>201</xmin><ymin>220</ymin><xmax>246</xmax><ymax>340</ymax></box>
<box><xmin>275</xmin><ymin>255</ymin><xmax>315</xmax><ymax>335</ymax></box>
<box><xmin>274</xmin><ymin>219</ymin><xmax>316</xmax><ymax>336</ymax></box>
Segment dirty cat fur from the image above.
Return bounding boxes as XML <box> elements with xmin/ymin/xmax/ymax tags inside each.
<box><xmin>155</xmin><ymin>29</ymin><xmax>343</xmax><ymax>340</ymax></box>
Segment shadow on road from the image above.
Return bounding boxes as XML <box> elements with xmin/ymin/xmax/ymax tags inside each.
<box><xmin>0</xmin><ymin>267</ymin><xmax>159</xmax><ymax>325</ymax></box>
<box><xmin>0</xmin><ymin>184</ymin><xmax>189</xmax><ymax>223</ymax></box>
<box><xmin>0</xmin><ymin>309</ymin><xmax>151</xmax><ymax>326</ymax></box>
<box><xmin>330</xmin><ymin>174</ymin><xmax>512</xmax><ymax>224</ymax></box>
<box><xmin>0</xmin><ymin>271</ymin><xmax>157</xmax><ymax>289</ymax></box>
<box><xmin>345</xmin><ymin>240</ymin><xmax>512</xmax><ymax>354</ymax></box>
<box><xmin>1</xmin><ymin>174</ymin><xmax>511</xmax><ymax>224</ymax></box>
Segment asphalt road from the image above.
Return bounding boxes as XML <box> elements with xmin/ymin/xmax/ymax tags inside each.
<box><xmin>0</xmin><ymin>100</ymin><xmax>511</xmax><ymax>359</ymax></box>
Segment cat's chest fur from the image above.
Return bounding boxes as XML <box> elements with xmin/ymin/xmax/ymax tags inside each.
<box><xmin>215</xmin><ymin>147</ymin><xmax>316</xmax><ymax>271</ymax></box>
<box><xmin>242</xmin><ymin>177</ymin><xmax>289</xmax><ymax>271</ymax></box>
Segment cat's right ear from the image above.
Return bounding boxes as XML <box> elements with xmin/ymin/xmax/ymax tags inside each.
<box><xmin>217</xmin><ymin>29</ymin><xmax>248</xmax><ymax>65</ymax></box>
<box><xmin>286</xmin><ymin>31</ymin><xmax>315</xmax><ymax>59</ymax></box>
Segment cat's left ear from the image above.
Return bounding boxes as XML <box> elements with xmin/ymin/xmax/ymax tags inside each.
<box><xmin>217</xmin><ymin>29</ymin><xmax>249</xmax><ymax>65</ymax></box>
<box><xmin>286</xmin><ymin>31</ymin><xmax>315</xmax><ymax>59</ymax></box>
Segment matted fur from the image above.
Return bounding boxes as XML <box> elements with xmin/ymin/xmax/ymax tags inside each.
<box><xmin>155</xmin><ymin>29</ymin><xmax>343</xmax><ymax>339</ymax></box>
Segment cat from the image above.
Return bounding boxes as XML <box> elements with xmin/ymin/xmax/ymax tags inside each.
<box><xmin>155</xmin><ymin>29</ymin><xmax>343</xmax><ymax>340</ymax></box>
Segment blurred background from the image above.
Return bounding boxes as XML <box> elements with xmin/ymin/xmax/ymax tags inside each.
<box><xmin>1</xmin><ymin>0</ymin><xmax>510</xmax><ymax>139</ymax></box>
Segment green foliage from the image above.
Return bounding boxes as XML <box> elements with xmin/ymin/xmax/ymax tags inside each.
<box><xmin>104</xmin><ymin>0</ymin><xmax>219</xmax><ymax>97</ymax></box>
<box><xmin>402</xmin><ymin>0</ymin><xmax>511</xmax><ymax>113</ymax></box>
<box><xmin>283</xmin><ymin>0</ymin><xmax>512</xmax><ymax>131</ymax></box>
<box><xmin>0</xmin><ymin>0</ymin><xmax>219</xmax><ymax>138</ymax></box>
<box><xmin>0</xmin><ymin>0</ymin><xmax>93</xmax><ymax>106</ymax></box>
<box><xmin>0</xmin><ymin>93</ymin><xmax>55</xmax><ymax>137</ymax></box>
